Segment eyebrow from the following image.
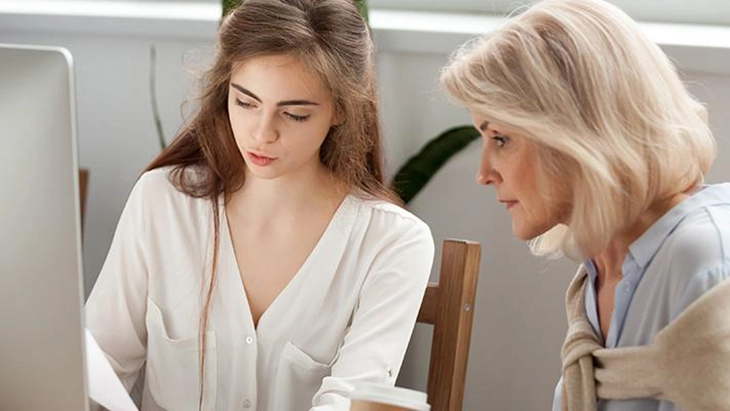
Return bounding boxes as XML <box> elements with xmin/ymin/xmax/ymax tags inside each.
<box><xmin>230</xmin><ymin>83</ymin><xmax>319</xmax><ymax>107</ymax></box>
<box><xmin>478</xmin><ymin>121</ymin><xmax>489</xmax><ymax>132</ymax></box>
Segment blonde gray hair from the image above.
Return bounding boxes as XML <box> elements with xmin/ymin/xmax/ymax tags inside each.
<box><xmin>441</xmin><ymin>0</ymin><xmax>716</xmax><ymax>259</ymax></box>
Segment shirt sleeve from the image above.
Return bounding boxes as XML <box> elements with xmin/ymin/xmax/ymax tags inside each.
<box><xmin>552</xmin><ymin>376</ymin><xmax>563</xmax><ymax>411</ymax></box>
<box><xmin>310</xmin><ymin>217</ymin><xmax>435</xmax><ymax>410</ymax></box>
<box><xmin>85</xmin><ymin>176</ymin><xmax>150</xmax><ymax>393</ymax></box>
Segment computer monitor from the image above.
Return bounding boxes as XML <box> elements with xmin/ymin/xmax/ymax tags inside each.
<box><xmin>0</xmin><ymin>43</ymin><xmax>89</xmax><ymax>411</ymax></box>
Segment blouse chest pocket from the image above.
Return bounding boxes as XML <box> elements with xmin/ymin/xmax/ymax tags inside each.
<box><xmin>145</xmin><ymin>298</ymin><xmax>217</xmax><ymax>411</ymax></box>
<box><xmin>271</xmin><ymin>341</ymin><xmax>336</xmax><ymax>411</ymax></box>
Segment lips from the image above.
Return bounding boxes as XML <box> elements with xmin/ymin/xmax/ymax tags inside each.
<box><xmin>499</xmin><ymin>200</ymin><xmax>518</xmax><ymax>210</ymax></box>
<box><xmin>246</xmin><ymin>151</ymin><xmax>276</xmax><ymax>167</ymax></box>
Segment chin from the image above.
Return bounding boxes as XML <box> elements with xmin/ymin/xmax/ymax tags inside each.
<box><xmin>245</xmin><ymin>165</ymin><xmax>284</xmax><ymax>180</ymax></box>
<box><xmin>511</xmin><ymin>224</ymin><xmax>542</xmax><ymax>241</ymax></box>
<box><xmin>513</xmin><ymin>231</ymin><xmax>535</xmax><ymax>241</ymax></box>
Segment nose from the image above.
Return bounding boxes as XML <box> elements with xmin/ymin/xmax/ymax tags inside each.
<box><xmin>476</xmin><ymin>145</ymin><xmax>500</xmax><ymax>186</ymax></box>
<box><xmin>252</xmin><ymin>113</ymin><xmax>278</xmax><ymax>144</ymax></box>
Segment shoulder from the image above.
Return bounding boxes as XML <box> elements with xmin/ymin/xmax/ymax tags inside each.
<box><xmin>658</xmin><ymin>205</ymin><xmax>730</xmax><ymax>318</ymax></box>
<box><xmin>126</xmin><ymin>166</ymin><xmax>215</xmax><ymax>229</ymax></box>
<box><xmin>133</xmin><ymin>166</ymin><xmax>193</xmax><ymax>198</ymax></box>
<box><xmin>354</xmin><ymin>195</ymin><xmax>433</xmax><ymax>245</ymax></box>
<box><xmin>136</xmin><ymin>166</ymin><xmax>173</xmax><ymax>188</ymax></box>
<box><xmin>132</xmin><ymin>166</ymin><xmax>210</xmax><ymax>204</ymax></box>
<box><xmin>348</xmin><ymin>195</ymin><xmax>435</xmax><ymax>271</ymax></box>
<box><xmin>671</xmin><ymin>183</ymin><xmax>730</xmax><ymax>262</ymax></box>
<box><xmin>662</xmin><ymin>204</ymin><xmax>730</xmax><ymax>272</ymax></box>
<box><xmin>350</xmin><ymin>196</ymin><xmax>435</xmax><ymax>287</ymax></box>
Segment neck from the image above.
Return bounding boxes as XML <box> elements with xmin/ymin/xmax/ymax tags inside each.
<box><xmin>227</xmin><ymin>161</ymin><xmax>347</xmax><ymax>223</ymax></box>
<box><xmin>593</xmin><ymin>191</ymin><xmax>690</xmax><ymax>284</ymax></box>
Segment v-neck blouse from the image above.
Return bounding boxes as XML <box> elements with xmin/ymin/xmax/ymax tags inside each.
<box><xmin>85</xmin><ymin>167</ymin><xmax>435</xmax><ymax>411</ymax></box>
<box><xmin>219</xmin><ymin>190</ymin><xmax>353</xmax><ymax>334</ymax></box>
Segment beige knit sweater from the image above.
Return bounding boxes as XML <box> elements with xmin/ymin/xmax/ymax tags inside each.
<box><xmin>561</xmin><ymin>267</ymin><xmax>730</xmax><ymax>411</ymax></box>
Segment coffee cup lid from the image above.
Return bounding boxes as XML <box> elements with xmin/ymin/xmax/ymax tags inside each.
<box><xmin>349</xmin><ymin>382</ymin><xmax>430</xmax><ymax>411</ymax></box>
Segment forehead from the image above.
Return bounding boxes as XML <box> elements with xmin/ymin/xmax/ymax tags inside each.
<box><xmin>469</xmin><ymin>112</ymin><xmax>514</xmax><ymax>134</ymax></box>
<box><xmin>230</xmin><ymin>54</ymin><xmax>330</xmax><ymax>101</ymax></box>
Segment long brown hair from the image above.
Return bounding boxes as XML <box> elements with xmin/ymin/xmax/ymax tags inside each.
<box><xmin>143</xmin><ymin>0</ymin><xmax>398</xmax><ymax>407</ymax></box>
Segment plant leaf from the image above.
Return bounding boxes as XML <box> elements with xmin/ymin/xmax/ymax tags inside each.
<box><xmin>149</xmin><ymin>45</ymin><xmax>166</xmax><ymax>150</ymax></box>
<box><xmin>222</xmin><ymin>0</ymin><xmax>240</xmax><ymax>17</ymax></box>
<box><xmin>355</xmin><ymin>0</ymin><xmax>369</xmax><ymax>24</ymax></box>
<box><xmin>391</xmin><ymin>125</ymin><xmax>480</xmax><ymax>204</ymax></box>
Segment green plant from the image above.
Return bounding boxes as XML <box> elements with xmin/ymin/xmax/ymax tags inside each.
<box><xmin>222</xmin><ymin>0</ymin><xmax>239</xmax><ymax>16</ymax></box>
<box><xmin>149</xmin><ymin>45</ymin><xmax>166</xmax><ymax>150</ymax></box>
<box><xmin>355</xmin><ymin>0</ymin><xmax>369</xmax><ymax>24</ymax></box>
<box><xmin>391</xmin><ymin>126</ymin><xmax>480</xmax><ymax>204</ymax></box>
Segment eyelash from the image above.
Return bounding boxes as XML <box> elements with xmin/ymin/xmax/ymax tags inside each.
<box><xmin>235</xmin><ymin>99</ymin><xmax>310</xmax><ymax>123</ymax></box>
<box><xmin>235</xmin><ymin>99</ymin><xmax>253</xmax><ymax>108</ymax></box>
<box><xmin>491</xmin><ymin>134</ymin><xmax>509</xmax><ymax>148</ymax></box>
<box><xmin>285</xmin><ymin>113</ymin><xmax>309</xmax><ymax>122</ymax></box>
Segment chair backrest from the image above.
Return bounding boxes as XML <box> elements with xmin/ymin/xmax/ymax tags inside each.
<box><xmin>417</xmin><ymin>238</ymin><xmax>481</xmax><ymax>411</ymax></box>
<box><xmin>79</xmin><ymin>168</ymin><xmax>89</xmax><ymax>228</ymax></box>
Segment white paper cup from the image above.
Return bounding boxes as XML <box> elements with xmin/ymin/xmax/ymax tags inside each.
<box><xmin>349</xmin><ymin>383</ymin><xmax>430</xmax><ymax>411</ymax></box>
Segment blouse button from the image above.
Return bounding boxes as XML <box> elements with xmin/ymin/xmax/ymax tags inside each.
<box><xmin>245</xmin><ymin>336</ymin><xmax>254</xmax><ymax>345</ymax></box>
<box><xmin>243</xmin><ymin>398</ymin><xmax>252</xmax><ymax>408</ymax></box>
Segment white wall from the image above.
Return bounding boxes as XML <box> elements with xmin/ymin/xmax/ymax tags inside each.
<box><xmin>2</xmin><ymin>8</ymin><xmax>729</xmax><ymax>410</ymax></box>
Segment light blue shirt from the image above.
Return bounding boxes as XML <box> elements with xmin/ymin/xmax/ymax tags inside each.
<box><xmin>553</xmin><ymin>183</ymin><xmax>730</xmax><ymax>411</ymax></box>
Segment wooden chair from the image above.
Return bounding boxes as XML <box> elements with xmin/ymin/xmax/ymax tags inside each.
<box><xmin>417</xmin><ymin>239</ymin><xmax>481</xmax><ymax>411</ymax></box>
<box><xmin>79</xmin><ymin>168</ymin><xmax>89</xmax><ymax>230</ymax></box>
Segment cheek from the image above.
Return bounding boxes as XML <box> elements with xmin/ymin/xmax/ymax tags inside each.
<box><xmin>300</xmin><ymin>120</ymin><xmax>332</xmax><ymax>145</ymax></box>
<box><xmin>523</xmin><ymin>194</ymin><xmax>565</xmax><ymax>238</ymax></box>
<box><xmin>227</xmin><ymin>104</ymin><xmax>239</xmax><ymax>128</ymax></box>
<box><xmin>228</xmin><ymin>110</ymin><xmax>252</xmax><ymax>137</ymax></box>
<box><xmin>511</xmin><ymin>156</ymin><xmax>539</xmax><ymax>197</ymax></box>
<box><xmin>227</xmin><ymin>98</ymin><xmax>237</xmax><ymax>121</ymax></box>
<box><xmin>227</xmin><ymin>119</ymin><xmax>250</xmax><ymax>153</ymax></box>
<box><xmin>509</xmin><ymin>168</ymin><xmax>546</xmax><ymax>220</ymax></box>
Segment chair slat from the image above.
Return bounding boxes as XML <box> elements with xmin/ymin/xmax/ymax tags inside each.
<box><xmin>418</xmin><ymin>239</ymin><xmax>481</xmax><ymax>411</ymax></box>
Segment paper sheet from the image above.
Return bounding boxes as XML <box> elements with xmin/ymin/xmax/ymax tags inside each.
<box><xmin>85</xmin><ymin>329</ymin><xmax>138</xmax><ymax>411</ymax></box>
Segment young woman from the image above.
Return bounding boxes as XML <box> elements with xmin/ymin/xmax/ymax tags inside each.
<box><xmin>85</xmin><ymin>1</ymin><xmax>434</xmax><ymax>410</ymax></box>
<box><xmin>441</xmin><ymin>0</ymin><xmax>730</xmax><ymax>410</ymax></box>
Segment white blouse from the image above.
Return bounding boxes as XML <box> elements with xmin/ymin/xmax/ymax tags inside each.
<box><xmin>85</xmin><ymin>167</ymin><xmax>435</xmax><ymax>411</ymax></box>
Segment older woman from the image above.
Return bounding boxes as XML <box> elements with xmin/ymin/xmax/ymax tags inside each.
<box><xmin>441</xmin><ymin>0</ymin><xmax>730</xmax><ymax>410</ymax></box>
